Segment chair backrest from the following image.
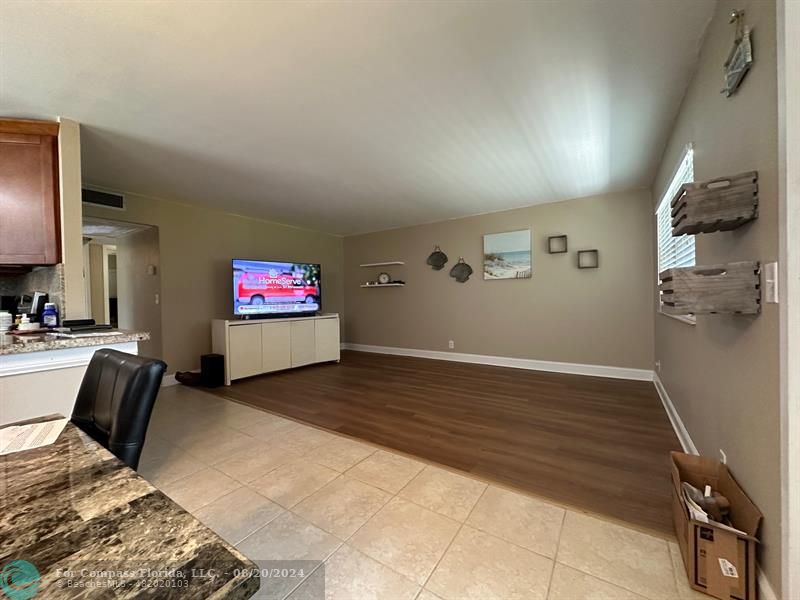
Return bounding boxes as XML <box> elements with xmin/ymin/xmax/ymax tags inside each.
<box><xmin>72</xmin><ymin>348</ymin><xmax>167</xmax><ymax>469</ymax></box>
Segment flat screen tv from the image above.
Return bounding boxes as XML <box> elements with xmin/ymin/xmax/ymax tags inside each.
<box><xmin>232</xmin><ymin>259</ymin><xmax>321</xmax><ymax>318</ymax></box>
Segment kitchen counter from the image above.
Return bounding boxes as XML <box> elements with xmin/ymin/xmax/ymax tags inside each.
<box><xmin>0</xmin><ymin>418</ymin><xmax>260</xmax><ymax>598</ymax></box>
<box><xmin>0</xmin><ymin>329</ymin><xmax>149</xmax><ymax>356</ymax></box>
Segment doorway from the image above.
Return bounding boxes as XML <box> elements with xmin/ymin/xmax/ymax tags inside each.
<box><xmin>81</xmin><ymin>217</ymin><xmax>163</xmax><ymax>360</ymax></box>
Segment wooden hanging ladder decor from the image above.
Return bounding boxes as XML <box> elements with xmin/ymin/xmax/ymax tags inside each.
<box><xmin>671</xmin><ymin>171</ymin><xmax>758</xmax><ymax>236</ymax></box>
<box><xmin>659</xmin><ymin>261</ymin><xmax>761</xmax><ymax>315</ymax></box>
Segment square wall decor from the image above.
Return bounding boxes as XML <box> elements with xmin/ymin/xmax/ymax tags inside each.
<box><xmin>483</xmin><ymin>229</ymin><xmax>532</xmax><ymax>280</ymax></box>
<box><xmin>548</xmin><ymin>235</ymin><xmax>568</xmax><ymax>254</ymax></box>
<box><xmin>577</xmin><ymin>250</ymin><xmax>599</xmax><ymax>269</ymax></box>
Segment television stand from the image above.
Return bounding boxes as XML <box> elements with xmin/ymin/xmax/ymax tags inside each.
<box><xmin>239</xmin><ymin>311</ymin><xmax>319</xmax><ymax>321</ymax></box>
<box><xmin>211</xmin><ymin>313</ymin><xmax>340</xmax><ymax>385</ymax></box>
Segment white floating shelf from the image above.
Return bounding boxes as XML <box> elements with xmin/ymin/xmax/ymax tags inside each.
<box><xmin>360</xmin><ymin>283</ymin><xmax>405</xmax><ymax>288</ymax></box>
<box><xmin>359</xmin><ymin>261</ymin><xmax>405</xmax><ymax>267</ymax></box>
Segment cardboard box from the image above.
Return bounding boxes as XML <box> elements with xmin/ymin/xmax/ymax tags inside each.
<box><xmin>671</xmin><ymin>452</ymin><xmax>762</xmax><ymax>600</ymax></box>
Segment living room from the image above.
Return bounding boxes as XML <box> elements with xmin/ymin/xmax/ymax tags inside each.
<box><xmin>1</xmin><ymin>1</ymin><xmax>798</xmax><ymax>600</ymax></box>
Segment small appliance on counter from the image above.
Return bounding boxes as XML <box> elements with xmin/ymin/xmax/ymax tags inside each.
<box><xmin>15</xmin><ymin>292</ymin><xmax>49</xmax><ymax>323</ymax></box>
<box><xmin>0</xmin><ymin>295</ymin><xmax>16</xmax><ymax>316</ymax></box>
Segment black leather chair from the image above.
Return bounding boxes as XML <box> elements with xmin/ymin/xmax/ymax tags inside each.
<box><xmin>71</xmin><ymin>348</ymin><xmax>167</xmax><ymax>470</ymax></box>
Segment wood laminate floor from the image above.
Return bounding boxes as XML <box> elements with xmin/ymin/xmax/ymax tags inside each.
<box><xmin>212</xmin><ymin>350</ymin><xmax>680</xmax><ymax>535</ymax></box>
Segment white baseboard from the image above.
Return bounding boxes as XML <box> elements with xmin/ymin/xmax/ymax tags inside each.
<box><xmin>653</xmin><ymin>373</ymin><xmax>698</xmax><ymax>455</ymax></box>
<box><xmin>652</xmin><ymin>374</ymin><xmax>777</xmax><ymax>600</ymax></box>
<box><xmin>340</xmin><ymin>342</ymin><xmax>654</xmax><ymax>381</ymax></box>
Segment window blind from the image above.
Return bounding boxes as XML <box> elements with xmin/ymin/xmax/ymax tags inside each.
<box><xmin>657</xmin><ymin>148</ymin><xmax>696</xmax><ymax>274</ymax></box>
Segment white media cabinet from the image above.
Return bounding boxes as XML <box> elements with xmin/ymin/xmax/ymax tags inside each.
<box><xmin>211</xmin><ymin>313</ymin><xmax>340</xmax><ymax>385</ymax></box>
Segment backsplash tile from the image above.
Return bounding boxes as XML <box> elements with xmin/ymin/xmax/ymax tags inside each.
<box><xmin>0</xmin><ymin>264</ymin><xmax>65</xmax><ymax>313</ymax></box>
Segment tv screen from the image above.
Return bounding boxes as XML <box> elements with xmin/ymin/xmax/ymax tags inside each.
<box><xmin>233</xmin><ymin>259</ymin><xmax>321</xmax><ymax>317</ymax></box>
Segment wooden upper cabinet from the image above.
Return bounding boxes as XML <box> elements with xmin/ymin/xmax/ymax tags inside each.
<box><xmin>0</xmin><ymin>118</ymin><xmax>61</xmax><ymax>265</ymax></box>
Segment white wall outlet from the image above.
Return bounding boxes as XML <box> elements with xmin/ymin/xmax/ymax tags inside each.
<box><xmin>719</xmin><ymin>449</ymin><xmax>727</xmax><ymax>464</ymax></box>
<box><xmin>448</xmin><ymin>340</ymin><xmax>455</xmax><ymax>349</ymax></box>
<box><xmin>655</xmin><ymin>360</ymin><xmax>661</xmax><ymax>372</ymax></box>
<box><xmin>763</xmin><ymin>261</ymin><xmax>779</xmax><ymax>303</ymax></box>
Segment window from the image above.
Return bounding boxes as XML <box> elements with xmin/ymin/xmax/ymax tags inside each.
<box><xmin>656</xmin><ymin>146</ymin><xmax>695</xmax><ymax>318</ymax></box>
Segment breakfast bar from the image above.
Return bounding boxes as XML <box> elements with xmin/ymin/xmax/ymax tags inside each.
<box><xmin>0</xmin><ymin>331</ymin><xmax>150</xmax><ymax>426</ymax></box>
<box><xmin>0</xmin><ymin>417</ymin><xmax>260</xmax><ymax>598</ymax></box>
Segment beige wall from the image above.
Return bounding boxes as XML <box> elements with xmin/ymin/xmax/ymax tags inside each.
<box><xmin>57</xmin><ymin>118</ymin><xmax>85</xmax><ymax>319</ymax></box>
<box><xmin>116</xmin><ymin>227</ymin><xmax>162</xmax><ymax>359</ymax></box>
<box><xmin>652</xmin><ymin>0</ymin><xmax>781</xmax><ymax>592</ymax></box>
<box><xmin>84</xmin><ymin>193</ymin><xmax>344</xmax><ymax>373</ymax></box>
<box><xmin>344</xmin><ymin>190</ymin><xmax>654</xmax><ymax>370</ymax></box>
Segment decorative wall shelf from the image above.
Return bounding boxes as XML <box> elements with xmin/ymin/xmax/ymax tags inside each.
<box><xmin>577</xmin><ymin>250</ymin><xmax>599</xmax><ymax>269</ymax></box>
<box><xmin>671</xmin><ymin>171</ymin><xmax>758</xmax><ymax>236</ymax></box>
<box><xmin>659</xmin><ymin>261</ymin><xmax>760</xmax><ymax>315</ymax></box>
<box><xmin>359</xmin><ymin>261</ymin><xmax>405</xmax><ymax>267</ymax></box>
<box><xmin>548</xmin><ymin>235</ymin><xmax>568</xmax><ymax>254</ymax></box>
<box><xmin>360</xmin><ymin>283</ymin><xmax>405</xmax><ymax>288</ymax></box>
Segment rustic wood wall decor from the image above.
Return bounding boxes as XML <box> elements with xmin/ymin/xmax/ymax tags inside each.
<box><xmin>721</xmin><ymin>9</ymin><xmax>753</xmax><ymax>97</ymax></box>
<box><xmin>671</xmin><ymin>171</ymin><xmax>758</xmax><ymax>236</ymax></box>
<box><xmin>659</xmin><ymin>261</ymin><xmax>760</xmax><ymax>315</ymax></box>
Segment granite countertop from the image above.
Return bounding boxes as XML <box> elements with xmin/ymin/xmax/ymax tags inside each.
<box><xmin>0</xmin><ymin>418</ymin><xmax>260</xmax><ymax>599</ymax></box>
<box><xmin>0</xmin><ymin>330</ymin><xmax>150</xmax><ymax>356</ymax></box>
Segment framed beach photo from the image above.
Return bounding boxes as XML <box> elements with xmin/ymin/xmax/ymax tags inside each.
<box><xmin>483</xmin><ymin>229</ymin><xmax>532</xmax><ymax>280</ymax></box>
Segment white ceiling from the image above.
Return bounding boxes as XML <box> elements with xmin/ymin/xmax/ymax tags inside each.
<box><xmin>0</xmin><ymin>1</ymin><xmax>715</xmax><ymax>236</ymax></box>
<box><xmin>82</xmin><ymin>217</ymin><xmax>152</xmax><ymax>239</ymax></box>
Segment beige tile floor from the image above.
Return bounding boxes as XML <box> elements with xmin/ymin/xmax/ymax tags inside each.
<box><xmin>141</xmin><ymin>385</ymin><xmax>706</xmax><ymax>600</ymax></box>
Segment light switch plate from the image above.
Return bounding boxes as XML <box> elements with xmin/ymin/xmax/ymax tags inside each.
<box><xmin>764</xmin><ymin>261</ymin><xmax>779</xmax><ymax>303</ymax></box>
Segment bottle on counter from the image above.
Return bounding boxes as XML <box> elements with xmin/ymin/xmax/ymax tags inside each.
<box><xmin>18</xmin><ymin>313</ymin><xmax>41</xmax><ymax>331</ymax></box>
<box><xmin>42</xmin><ymin>303</ymin><xmax>59</xmax><ymax>328</ymax></box>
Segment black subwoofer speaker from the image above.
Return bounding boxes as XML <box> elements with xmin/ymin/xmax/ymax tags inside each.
<box><xmin>201</xmin><ymin>353</ymin><xmax>225</xmax><ymax>387</ymax></box>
